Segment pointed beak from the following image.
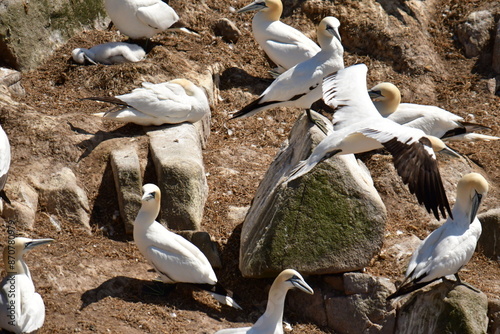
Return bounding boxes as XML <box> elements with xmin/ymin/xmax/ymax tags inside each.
<box><xmin>326</xmin><ymin>26</ymin><xmax>341</xmax><ymax>42</ymax></box>
<box><xmin>289</xmin><ymin>275</ymin><xmax>314</xmax><ymax>295</ymax></box>
<box><xmin>142</xmin><ymin>192</ymin><xmax>155</xmax><ymax>201</ymax></box>
<box><xmin>438</xmin><ymin>145</ymin><xmax>462</xmax><ymax>159</ymax></box>
<box><xmin>237</xmin><ymin>1</ymin><xmax>266</xmax><ymax>13</ymax></box>
<box><xmin>26</xmin><ymin>238</ymin><xmax>54</xmax><ymax>250</ymax></box>
<box><xmin>470</xmin><ymin>191</ymin><xmax>482</xmax><ymax>224</ymax></box>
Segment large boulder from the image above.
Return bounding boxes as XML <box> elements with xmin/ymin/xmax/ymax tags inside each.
<box><xmin>239</xmin><ymin>112</ymin><xmax>387</xmax><ymax>278</ymax></box>
<box><xmin>478</xmin><ymin>208</ymin><xmax>500</xmax><ymax>259</ymax></box>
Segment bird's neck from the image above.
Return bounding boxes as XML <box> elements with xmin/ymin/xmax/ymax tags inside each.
<box><xmin>253</xmin><ymin>285</ymin><xmax>288</xmax><ymax>332</ymax></box>
<box><xmin>255</xmin><ymin>6</ymin><xmax>281</xmax><ymax>22</ymax></box>
<box><xmin>3</xmin><ymin>250</ymin><xmax>29</xmax><ymax>277</ymax></box>
<box><xmin>451</xmin><ymin>197</ymin><xmax>472</xmax><ymax>227</ymax></box>
<box><xmin>134</xmin><ymin>204</ymin><xmax>160</xmax><ymax>229</ymax></box>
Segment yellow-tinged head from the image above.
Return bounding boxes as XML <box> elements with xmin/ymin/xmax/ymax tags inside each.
<box><xmin>368</xmin><ymin>82</ymin><xmax>401</xmax><ymax>116</ymax></box>
<box><xmin>3</xmin><ymin>237</ymin><xmax>54</xmax><ymax>274</ymax></box>
<box><xmin>317</xmin><ymin>16</ymin><xmax>341</xmax><ymax>48</ymax></box>
<box><xmin>455</xmin><ymin>173</ymin><xmax>488</xmax><ymax>223</ymax></box>
<box><xmin>271</xmin><ymin>269</ymin><xmax>314</xmax><ymax>295</ymax></box>
<box><xmin>237</xmin><ymin>0</ymin><xmax>283</xmax><ymax>21</ymax></box>
<box><xmin>142</xmin><ymin>183</ymin><xmax>161</xmax><ymax>204</ymax></box>
<box><xmin>170</xmin><ymin>78</ymin><xmax>197</xmax><ymax>96</ymax></box>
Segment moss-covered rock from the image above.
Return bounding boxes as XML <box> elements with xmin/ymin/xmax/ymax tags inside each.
<box><xmin>0</xmin><ymin>0</ymin><xmax>107</xmax><ymax>70</ymax></box>
<box><xmin>239</xmin><ymin>112</ymin><xmax>387</xmax><ymax>277</ymax></box>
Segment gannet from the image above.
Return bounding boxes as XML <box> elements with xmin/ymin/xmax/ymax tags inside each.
<box><xmin>72</xmin><ymin>42</ymin><xmax>146</xmax><ymax>65</ymax></box>
<box><xmin>133</xmin><ymin>184</ymin><xmax>241</xmax><ymax>309</ymax></box>
<box><xmin>104</xmin><ymin>0</ymin><xmax>195</xmax><ymax>39</ymax></box>
<box><xmin>368</xmin><ymin>82</ymin><xmax>499</xmax><ymax>142</ymax></box>
<box><xmin>0</xmin><ymin>237</ymin><xmax>54</xmax><ymax>334</ymax></box>
<box><xmin>288</xmin><ymin>63</ymin><xmax>454</xmax><ymax>220</ymax></box>
<box><xmin>232</xmin><ymin>16</ymin><xmax>343</xmax><ymax>120</ymax></box>
<box><xmin>387</xmin><ymin>173</ymin><xmax>489</xmax><ymax>300</ymax></box>
<box><xmin>0</xmin><ymin>124</ymin><xmax>10</xmax><ymax>205</ymax></box>
<box><xmin>237</xmin><ymin>0</ymin><xmax>321</xmax><ymax>74</ymax></box>
<box><xmin>84</xmin><ymin>79</ymin><xmax>210</xmax><ymax>126</ymax></box>
<box><xmin>214</xmin><ymin>269</ymin><xmax>313</xmax><ymax>334</ymax></box>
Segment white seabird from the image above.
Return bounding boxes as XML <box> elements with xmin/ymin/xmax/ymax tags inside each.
<box><xmin>288</xmin><ymin>63</ymin><xmax>454</xmax><ymax>220</ymax></box>
<box><xmin>104</xmin><ymin>0</ymin><xmax>195</xmax><ymax>39</ymax></box>
<box><xmin>232</xmin><ymin>16</ymin><xmax>343</xmax><ymax>120</ymax></box>
<box><xmin>368</xmin><ymin>82</ymin><xmax>499</xmax><ymax>142</ymax></box>
<box><xmin>0</xmin><ymin>124</ymin><xmax>10</xmax><ymax>206</ymax></box>
<box><xmin>0</xmin><ymin>237</ymin><xmax>54</xmax><ymax>334</ymax></box>
<box><xmin>214</xmin><ymin>269</ymin><xmax>313</xmax><ymax>334</ymax></box>
<box><xmin>237</xmin><ymin>0</ymin><xmax>321</xmax><ymax>74</ymax></box>
<box><xmin>72</xmin><ymin>42</ymin><xmax>146</xmax><ymax>65</ymax></box>
<box><xmin>134</xmin><ymin>184</ymin><xmax>241</xmax><ymax>309</ymax></box>
<box><xmin>387</xmin><ymin>172</ymin><xmax>489</xmax><ymax>300</ymax></box>
<box><xmin>84</xmin><ymin>79</ymin><xmax>210</xmax><ymax>126</ymax></box>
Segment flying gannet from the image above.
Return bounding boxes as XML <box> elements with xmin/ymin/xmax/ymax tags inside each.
<box><xmin>214</xmin><ymin>269</ymin><xmax>313</xmax><ymax>334</ymax></box>
<box><xmin>83</xmin><ymin>79</ymin><xmax>210</xmax><ymax>126</ymax></box>
<box><xmin>368</xmin><ymin>82</ymin><xmax>499</xmax><ymax>142</ymax></box>
<box><xmin>232</xmin><ymin>16</ymin><xmax>343</xmax><ymax>123</ymax></box>
<box><xmin>288</xmin><ymin>63</ymin><xmax>454</xmax><ymax>221</ymax></box>
<box><xmin>0</xmin><ymin>124</ymin><xmax>10</xmax><ymax>206</ymax></box>
<box><xmin>133</xmin><ymin>184</ymin><xmax>241</xmax><ymax>309</ymax></box>
<box><xmin>237</xmin><ymin>0</ymin><xmax>321</xmax><ymax>74</ymax></box>
<box><xmin>387</xmin><ymin>173</ymin><xmax>489</xmax><ymax>300</ymax></box>
<box><xmin>72</xmin><ymin>42</ymin><xmax>146</xmax><ymax>65</ymax></box>
<box><xmin>0</xmin><ymin>237</ymin><xmax>54</xmax><ymax>334</ymax></box>
<box><xmin>104</xmin><ymin>0</ymin><xmax>195</xmax><ymax>39</ymax></box>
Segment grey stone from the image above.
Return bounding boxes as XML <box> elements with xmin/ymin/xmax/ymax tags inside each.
<box><xmin>488</xmin><ymin>299</ymin><xmax>500</xmax><ymax>334</ymax></box>
<box><xmin>0</xmin><ymin>0</ymin><xmax>108</xmax><ymax>70</ymax></box>
<box><xmin>325</xmin><ymin>273</ymin><xmax>396</xmax><ymax>334</ymax></box>
<box><xmin>110</xmin><ymin>147</ymin><xmax>142</xmax><ymax>235</ymax></box>
<box><xmin>395</xmin><ymin>281</ymin><xmax>488</xmax><ymax>334</ymax></box>
<box><xmin>493</xmin><ymin>21</ymin><xmax>500</xmax><ymax>74</ymax></box>
<box><xmin>176</xmin><ymin>231</ymin><xmax>222</xmax><ymax>269</ymax></box>
<box><xmin>478</xmin><ymin>208</ymin><xmax>500</xmax><ymax>259</ymax></box>
<box><xmin>239</xmin><ymin>112</ymin><xmax>387</xmax><ymax>278</ymax></box>
<box><xmin>288</xmin><ymin>285</ymin><xmax>328</xmax><ymax>327</ymax></box>
<box><xmin>213</xmin><ymin>18</ymin><xmax>241</xmax><ymax>44</ymax></box>
<box><xmin>1</xmin><ymin>181</ymin><xmax>38</xmax><ymax>230</ymax></box>
<box><xmin>34</xmin><ymin>167</ymin><xmax>90</xmax><ymax>230</ymax></box>
<box><xmin>456</xmin><ymin>10</ymin><xmax>495</xmax><ymax>58</ymax></box>
<box><xmin>147</xmin><ymin>123</ymin><xmax>208</xmax><ymax>231</ymax></box>
<box><xmin>0</xmin><ymin>68</ymin><xmax>25</xmax><ymax>97</ymax></box>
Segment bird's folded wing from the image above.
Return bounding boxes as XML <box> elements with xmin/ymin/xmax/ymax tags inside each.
<box><xmin>136</xmin><ymin>2</ymin><xmax>178</xmax><ymax>30</ymax></box>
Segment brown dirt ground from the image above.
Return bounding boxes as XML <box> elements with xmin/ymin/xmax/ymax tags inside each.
<box><xmin>1</xmin><ymin>0</ymin><xmax>500</xmax><ymax>333</ymax></box>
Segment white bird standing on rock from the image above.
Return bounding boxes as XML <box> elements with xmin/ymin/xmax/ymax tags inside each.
<box><xmin>214</xmin><ymin>269</ymin><xmax>313</xmax><ymax>334</ymax></box>
<box><xmin>104</xmin><ymin>0</ymin><xmax>195</xmax><ymax>39</ymax></box>
<box><xmin>0</xmin><ymin>124</ymin><xmax>10</xmax><ymax>206</ymax></box>
<box><xmin>368</xmin><ymin>82</ymin><xmax>499</xmax><ymax>142</ymax></box>
<box><xmin>237</xmin><ymin>0</ymin><xmax>321</xmax><ymax>74</ymax></box>
<box><xmin>232</xmin><ymin>16</ymin><xmax>343</xmax><ymax>123</ymax></box>
<box><xmin>133</xmin><ymin>184</ymin><xmax>241</xmax><ymax>309</ymax></box>
<box><xmin>0</xmin><ymin>237</ymin><xmax>54</xmax><ymax>334</ymax></box>
<box><xmin>83</xmin><ymin>79</ymin><xmax>210</xmax><ymax>126</ymax></box>
<box><xmin>72</xmin><ymin>42</ymin><xmax>146</xmax><ymax>65</ymax></box>
<box><xmin>387</xmin><ymin>173</ymin><xmax>489</xmax><ymax>300</ymax></box>
<box><xmin>288</xmin><ymin>63</ymin><xmax>456</xmax><ymax>221</ymax></box>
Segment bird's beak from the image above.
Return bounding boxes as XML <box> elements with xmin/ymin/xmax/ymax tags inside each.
<box><xmin>237</xmin><ymin>1</ymin><xmax>267</xmax><ymax>13</ymax></box>
<box><xmin>368</xmin><ymin>89</ymin><xmax>383</xmax><ymax>100</ymax></box>
<box><xmin>438</xmin><ymin>145</ymin><xmax>462</xmax><ymax>159</ymax></box>
<box><xmin>26</xmin><ymin>238</ymin><xmax>54</xmax><ymax>250</ymax></box>
<box><xmin>142</xmin><ymin>192</ymin><xmax>156</xmax><ymax>201</ymax></box>
<box><xmin>288</xmin><ymin>275</ymin><xmax>314</xmax><ymax>295</ymax></box>
<box><xmin>326</xmin><ymin>26</ymin><xmax>341</xmax><ymax>42</ymax></box>
<box><xmin>470</xmin><ymin>191</ymin><xmax>482</xmax><ymax>224</ymax></box>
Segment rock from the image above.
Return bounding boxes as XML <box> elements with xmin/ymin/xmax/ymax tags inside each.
<box><xmin>456</xmin><ymin>10</ymin><xmax>495</xmax><ymax>58</ymax></box>
<box><xmin>147</xmin><ymin>123</ymin><xmax>208</xmax><ymax>231</ymax></box>
<box><xmin>488</xmin><ymin>299</ymin><xmax>500</xmax><ymax>334</ymax></box>
<box><xmin>213</xmin><ymin>18</ymin><xmax>241</xmax><ymax>44</ymax></box>
<box><xmin>288</xmin><ymin>284</ymin><xmax>328</xmax><ymax>327</ymax></box>
<box><xmin>176</xmin><ymin>231</ymin><xmax>222</xmax><ymax>268</ymax></box>
<box><xmin>33</xmin><ymin>167</ymin><xmax>91</xmax><ymax>230</ymax></box>
<box><xmin>395</xmin><ymin>281</ymin><xmax>488</xmax><ymax>334</ymax></box>
<box><xmin>493</xmin><ymin>21</ymin><xmax>500</xmax><ymax>74</ymax></box>
<box><xmin>478</xmin><ymin>208</ymin><xmax>500</xmax><ymax>259</ymax></box>
<box><xmin>239</xmin><ymin>112</ymin><xmax>387</xmax><ymax>278</ymax></box>
<box><xmin>0</xmin><ymin>0</ymin><xmax>108</xmax><ymax>70</ymax></box>
<box><xmin>0</xmin><ymin>68</ymin><xmax>25</xmax><ymax>97</ymax></box>
<box><xmin>384</xmin><ymin>234</ymin><xmax>421</xmax><ymax>263</ymax></box>
<box><xmin>110</xmin><ymin>147</ymin><xmax>142</xmax><ymax>235</ymax></box>
<box><xmin>1</xmin><ymin>181</ymin><xmax>38</xmax><ymax>230</ymax></box>
<box><xmin>325</xmin><ymin>273</ymin><xmax>396</xmax><ymax>334</ymax></box>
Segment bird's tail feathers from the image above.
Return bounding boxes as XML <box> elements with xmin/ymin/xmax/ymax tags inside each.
<box><xmin>443</xmin><ymin>133</ymin><xmax>500</xmax><ymax>142</ymax></box>
<box><xmin>190</xmin><ymin>283</ymin><xmax>242</xmax><ymax>310</ymax></box>
<box><xmin>231</xmin><ymin>96</ymin><xmax>274</xmax><ymax>119</ymax></box>
<box><xmin>460</xmin><ymin>121</ymin><xmax>491</xmax><ymax>132</ymax></box>
<box><xmin>386</xmin><ymin>277</ymin><xmax>440</xmax><ymax>300</ymax></box>
<box><xmin>287</xmin><ymin>160</ymin><xmax>310</xmax><ymax>182</ymax></box>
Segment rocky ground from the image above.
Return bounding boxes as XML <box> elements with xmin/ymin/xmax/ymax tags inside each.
<box><xmin>1</xmin><ymin>0</ymin><xmax>500</xmax><ymax>333</ymax></box>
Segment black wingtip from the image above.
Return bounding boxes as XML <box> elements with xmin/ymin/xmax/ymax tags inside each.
<box><xmin>231</xmin><ymin>96</ymin><xmax>271</xmax><ymax>119</ymax></box>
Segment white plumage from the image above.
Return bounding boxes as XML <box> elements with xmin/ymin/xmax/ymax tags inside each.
<box><xmin>237</xmin><ymin>0</ymin><xmax>321</xmax><ymax>74</ymax></box>
<box><xmin>288</xmin><ymin>63</ymin><xmax>453</xmax><ymax>221</ymax></box>
<box><xmin>0</xmin><ymin>237</ymin><xmax>53</xmax><ymax>334</ymax></box>
<box><xmin>368</xmin><ymin>82</ymin><xmax>499</xmax><ymax>142</ymax></box>
<box><xmin>133</xmin><ymin>184</ymin><xmax>240</xmax><ymax>309</ymax></box>
<box><xmin>232</xmin><ymin>16</ymin><xmax>343</xmax><ymax>119</ymax></box>
<box><xmin>104</xmin><ymin>0</ymin><xmax>189</xmax><ymax>39</ymax></box>
<box><xmin>215</xmin><ymin>269</ymin><xmax>313</xmax><ymax>334</ymax></box>
<box><xmin>85</xmin><ymin>79</ymin><xmax>210</xmax><ymax>126</ymax></box>
<box><xmin>0</xmin><ymin>124</ymin><xmax>10</xmax><ymax>206</ymax></box>
<box><xmin>72</xmin><ymin>42</ymin><xmax>146</xmax><ymax>65</ymax></box>
<box><xmin>388</xmin><ymin>173</ymin><xmax>488</xmax><ymax>299</ymax></box>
